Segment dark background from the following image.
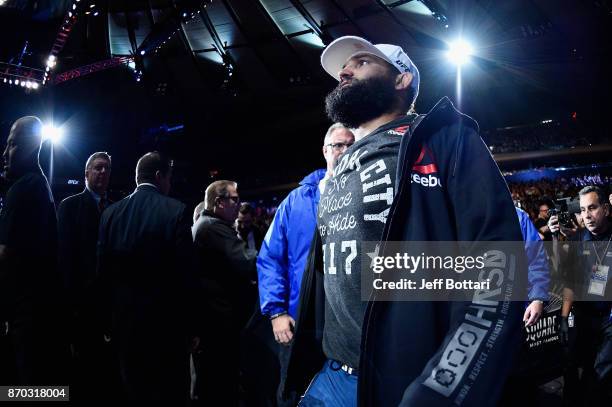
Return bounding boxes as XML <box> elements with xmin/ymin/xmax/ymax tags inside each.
<box><xmin>1</xmin><ymin>0</ymin><xmax>610</xmax><ymax>207</ymax></box>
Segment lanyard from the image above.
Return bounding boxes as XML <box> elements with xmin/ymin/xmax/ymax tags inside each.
<box><xmin>591</xmin><ymin>234</ymin><xmax>612</xmax><ymax>266</ymax></box>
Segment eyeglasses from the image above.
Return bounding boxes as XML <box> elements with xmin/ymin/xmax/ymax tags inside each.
<box><xmin>325</xmin><ymin>142</ymin><xmax>353</xmax><ymax>151</ymax></box>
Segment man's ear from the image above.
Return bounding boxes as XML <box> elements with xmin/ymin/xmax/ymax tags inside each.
<box><xmin>215</xmin><ymin>196</ymin><xmax>224</xmax><ymax>210</ymax></box>
<box><xmin>395</xmin><ymin>72</ymin><xmax>413</xmax><ymax>91</ymax></box>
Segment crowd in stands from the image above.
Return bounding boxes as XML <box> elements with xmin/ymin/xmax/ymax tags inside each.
<box><xmin>482</xmin><ymin>121</ymin><xmax>601</xmax><ymax>153</ymax></box>
<box><xmin>508</xmin><ymin>172</ymin><xmax>611</xmax><ymax>220</ymax></box>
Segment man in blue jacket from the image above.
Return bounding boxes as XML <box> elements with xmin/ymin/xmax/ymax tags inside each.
<box><xmin>516</xmin><ymin>207</ymin><xmax>550</xmax><ymax>326</ymax></box>
<box><xmin>284</xmin><ymin>36</ymin><xmax>528</xmax><ymax>407</ymax></box>
<box><xmin>257</xmin><ymin>124</ymin><xmax>353</xmax><ymax>405</ymax></box>
<box><xmin>257</xmin><ymin>123</ymin><xmax>354</xmax><ymax>342</ymax></box>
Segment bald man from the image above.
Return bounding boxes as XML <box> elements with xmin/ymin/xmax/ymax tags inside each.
<box><xmin>0</xmin><ymin>116</ymin><xmax>65</xmax><ymax>384</ymax></box>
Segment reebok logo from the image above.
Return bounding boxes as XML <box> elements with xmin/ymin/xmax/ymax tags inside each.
<box><xmin>411</xmin><ymin>145</ymin><xmax>442</xmax><ymax>188</ymax></box>
<box><xmin>387</xmin><ymin>125</ymin><xmax>410</xmax><ymax>136</ymax></box>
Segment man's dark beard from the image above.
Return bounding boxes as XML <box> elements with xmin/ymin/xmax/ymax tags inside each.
<box><xmin>325</xmin><ymin>75</ymin><xmax>397</xmax><ymax>129</ymax></box>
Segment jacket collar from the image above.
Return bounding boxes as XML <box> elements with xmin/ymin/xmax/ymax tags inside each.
<box><xmin>300</xmin><ymin>169</ymin><xmax>327</xmax><ymax>187</ymax></box>
<box><xmin>202</xmin><ymin>209</ymin><xmax>233</xmax><ymax>226</ymax></box>
<box><xmin>583</xmin><ymin>226</ymin><xmax>612</xmax><ymax>241</ymax></box>
<box><xmin>136</xmin><ymin>183</ymin><xmax>158</xmax><ymax>192</ymax></box>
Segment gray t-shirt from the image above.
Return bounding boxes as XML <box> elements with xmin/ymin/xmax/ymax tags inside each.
<box><xmin>318</xmin><ymin>117</ymin><xmax>413</xmax><ymax>367</ymax></box>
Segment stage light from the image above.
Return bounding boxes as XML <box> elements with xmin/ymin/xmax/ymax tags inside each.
<box><xmin>140</xmin><ymin>50</ymin><xmax>145</xmax><ymax>55</ymax></box>
<box><xmin>47</xmin><ymin>55</ymin><xmax>57</xmax><ymax>68</ymax></box>
<box><xmin>14</xmin><ymin>79</ymin><xmax>19</xmax><ymax>85</ymax></box>
<box><xmin>42</xmin><ymin>125</ymin><xmax>63</xmax><ymax>144</ymax></box>
<box><xmin>3</xmin><ymin>78</ymin><xmax>6</xmax><ymax>83</ymax></box>
<box><xmin>25</xmin><ymin>81</ymin><xmax>32</xmax><ymax>88</ymax></box>
<box><xmin>446</xmin><ymin>39</ymin><xmax>474</xmax><ymax>66</ymax></box>
<box><xmin>72</xmin><ymin>3</ymin><xmax>76</xmax><ymax>10</ymax></box>
<box><xmin>0</xmin><ymin>0</ymin><xmax>6</xmax><ymax>5</ymax></box>
<box><xmin>32</xmin><ymin>82</ymin><xmax>39</xmax><ymax>89</ymax></box>
<box><xmin>20</xmin><ymin>81</ymin><xmax>25</xmax><ymax>87</ymax></box>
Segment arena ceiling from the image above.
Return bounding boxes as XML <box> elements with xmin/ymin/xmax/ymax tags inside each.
<box><xmin>0</xmin><ymin>0</ymin><xmax>610</xmax><ymax>194</ymax></box>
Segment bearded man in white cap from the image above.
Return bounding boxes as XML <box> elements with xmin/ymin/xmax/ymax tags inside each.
<box><xmin>282</xmin><ymin>37</ymin><xmax>527</xmax><ymax>407</ymax></box>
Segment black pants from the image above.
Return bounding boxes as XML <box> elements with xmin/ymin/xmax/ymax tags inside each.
<box><xmin>68</xmin><ymin>312</ymin><xmax>122</xmax><ymax>405</ymax></box>
<box><xmin>566</xmin><ymin>310</ymin><xmax>612</xmax><ymax>407</ymax></box>
<box><xmin>241</xmin><ymin>310</ymin><xmax>281</xmax><ymax>407</ymax></box>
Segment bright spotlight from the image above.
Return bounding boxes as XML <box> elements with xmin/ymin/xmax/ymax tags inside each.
<box><xmin>42</xmin><ymin>125</ymin><xmax>63</xmax><ymax>144</ymax></box>
<box><xmin>32</xmin><ymin>82</ymin><xmax>40</xmax><ymax>89</ymax></box>
<box><xmin>446</xmin><ymin>39</ymin><xmax>474</xmax><ymax>66</ymax></box>
<box><xmin>140</xmin><ymin>50</ymin><xmax>145</xmax><ymax>55</ymax></box>
<box><xmin>47</xmin><ymin>55</ymin><xmax>57</xmax><ymax>68</ymax></box>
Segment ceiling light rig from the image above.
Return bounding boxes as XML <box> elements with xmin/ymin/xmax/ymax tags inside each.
<box><xmin>44</xmin><ymin>1</ymin><xmax>101</xmax><ymax>86</ymax></box>
<box><xmin>0</xmin><ymin>58</ymin><xmax>43</xmax><ymax>93</ymax></box>
<box><xmin>150</xmin><ymin>5</ymin><xmax>205</xmax><ymax>57</ymax></box>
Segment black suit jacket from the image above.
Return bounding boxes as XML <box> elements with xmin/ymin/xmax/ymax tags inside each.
<box><xmin>97</xmin><ymin>184</ymin><xmax>197</xmax><ymax>339</ymax></box>
<box><xmin>192</xmin><ymin>211</ymin><xmax>257</xmax><ymax>330</ymax></box>
<box><xmin>57</xmin><ymin>189</ymin><xmax>105</xmax><ymax>310</ymax></box>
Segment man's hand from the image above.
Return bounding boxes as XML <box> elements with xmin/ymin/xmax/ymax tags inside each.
<box><xmin>548</xmin><ymin>215</ymin><xmax>560</xmax><ymax>235</ymax></box>
<box><xmin>548</xmin><ymin>214</ymin><xmax>578</xmax><ymax>238</ymax></box>
<box><xmin>272</xmin><ymin>314</ymin><xmax>295</xmax><ymax>345</ymax></box>
<box><xmin>558</xmin><ymin>316</ymin><xmax>569</xmax><ymax>345</ymax></box>
<box><xmin>523</xmin><ymin>300</ymin><xmax>544</xmax><ymax>327</ymax></box>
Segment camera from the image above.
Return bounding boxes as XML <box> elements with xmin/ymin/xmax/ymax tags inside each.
<box><xmin>548</xmin><ymin>199</ymin><xmax>580</xmax><ymax>229</ymax></box>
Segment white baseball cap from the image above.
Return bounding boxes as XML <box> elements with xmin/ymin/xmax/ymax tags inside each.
<box><xmin>321</xmin><ymin>36</ymin><xmax>420</xmax><ymax>105</ymax></box>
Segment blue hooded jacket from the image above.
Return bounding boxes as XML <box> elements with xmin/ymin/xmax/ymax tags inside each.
<box><xmin>515</xmin><ymin>207</ymin><xmax>550</xmax><ymax>301</ymax></box>
<box><xmin>257</xmin><ymin>169</ymin><xmax>326</xmax><ymax>318</ymax></box>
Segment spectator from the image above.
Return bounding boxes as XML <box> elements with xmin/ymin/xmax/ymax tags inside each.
<box><xmin>0</xmin><ymin>116</ymin><xmax>67</xmax><ymax>385</ymax></box>
<box><xmin>97</xmin><ymin>152</ymin><xmax>198</xmax><ymax>404</ymax></box>
<box><xmin>57</xmin><ymin>151</ymin><xmax>115</xmax><ymax>403</ymax></box>
<box><xmin>192</xmin><ymin>180</ymin><xmax>257</xmax><ymax>406</ymax></box>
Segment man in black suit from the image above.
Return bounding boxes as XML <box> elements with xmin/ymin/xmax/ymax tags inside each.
<box><xmin>57</xmin><ymin>151</ymin><xmax>114</xmax><ymax>402</ymax></box>
<box><xmin>97</xmin><ymin>152</ymin><xmax>198</xmax><ymax>405</ymax></box>
<box><xmin>0</xmin><ymin>116</ymin><xmax>66</xmax><ymax>384</ymax></box>
<box><xmin>192</xmin><ymin>180</ymin><xmax>257</xmax><ymax>406</ymax></box>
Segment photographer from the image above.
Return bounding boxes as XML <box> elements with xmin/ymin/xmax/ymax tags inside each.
<box><xmin>548</xmin><ymin>201</ymin><xmax>581</xmax><ymax>241</ymax></box>
<box><xmin>535</xmin><ymin>199</ymin><xmax>555</xmax><ymax>241</ymax></box>
<box><xmin>550</xmin><ymin>186</ymin><xmax>612</xmax><ymax>406</ymax></box>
